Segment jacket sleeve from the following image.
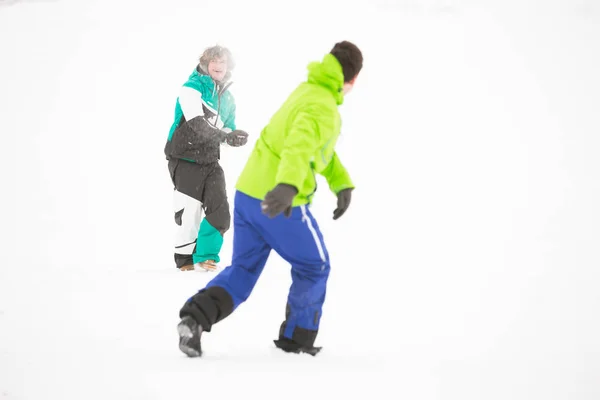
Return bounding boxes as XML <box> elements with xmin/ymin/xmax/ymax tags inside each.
<box><xmin>319</xmin><ymin>151</ymin><xmax>354</xmax><ymax>194</ymax></box>
<box><xmin>179</xmin><ymin>85</ymin><xmax>205</xmax><ymax>120</ymax></box>
<box><xmin>180</xmin><ymin>83</ymin><xmax>225</xmax><ymax>143</ymax></box>
<box><xmin>275</xmin><ymin>107</ymin><xmax>321</xmax><ymax>190</ymax></box>
<box><xmin>222</xmin><ymin>99</ymin><xmax>236</xmax><ymax>132</ymax></box>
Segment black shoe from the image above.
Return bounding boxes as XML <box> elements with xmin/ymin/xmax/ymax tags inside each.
<box><xmin>274</xmin><ymin>337</ymin><xmax>322</xmax><ymax>356</ymax></box>
<box><xmin>177</xmin><ymin>316</ymin><xmax>203</xmax><ymax>357</ymax></box>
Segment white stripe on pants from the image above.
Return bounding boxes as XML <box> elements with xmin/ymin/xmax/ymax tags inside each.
<box><xmin>173</xmin><ymin>189</ymin><xmax>203</xmax><ymax>255</ymax></box>
<box><xmin>300</xmin><ymin>205</ymin><xmax>327</xmax><ymax>264</ymax></box>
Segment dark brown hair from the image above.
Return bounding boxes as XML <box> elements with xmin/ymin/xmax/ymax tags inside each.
<box><xmin>330</xmin><ymin>41</ymin><xmax>363</xmax><ymax>83</ymax></box>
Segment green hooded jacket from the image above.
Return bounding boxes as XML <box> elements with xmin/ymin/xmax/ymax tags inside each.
<box><xmin>236</xmin><ymin>53</ymin><xmax>354</xmax><ymax>206</ymax></box>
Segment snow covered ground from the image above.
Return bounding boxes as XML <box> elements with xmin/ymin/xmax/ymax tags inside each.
<box><xmin>1</xmin><ymin>0</ymin><xmax>599</xmax><ymax>399</ymax></box>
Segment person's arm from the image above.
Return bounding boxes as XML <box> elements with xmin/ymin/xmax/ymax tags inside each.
<box><xmin>275</xmin><ymin>107</ymin><xmax>322</xmax><ymax>190</ymax></box>
<box><xmin>319</xmin><ymin>151</ymin><xmax>354</xmax><ymax>194</ymax></box>
<box><xmin>222</xmin><ymin>100</ymin><xmax>236</xmax><ymax>133</ymax></box>
<box><xmin>179</xmin><ymin>84</ymin><xmax>226</xmax><ymax>142</ymax></box>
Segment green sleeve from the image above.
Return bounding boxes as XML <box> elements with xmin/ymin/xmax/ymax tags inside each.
<box><xmin>275</xmin><ymin>108</ymin><xmax>321</xmax><ymax>190</ymax></box>
<box><xmin>319</xmin><ymin>151</ymin><xmax>354</xmax><ymax>194</ymax></box>
<box><xmin>224</xmin><ymin>99</ymin><xmax>236</xmax><ymax>131</ymax></box>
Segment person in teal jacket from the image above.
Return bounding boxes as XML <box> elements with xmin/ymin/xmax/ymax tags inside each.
<box><xmin>177</xmin><ymin>41</ymin><xmax>363</xmax><ymax>356</ymax></box>
<box><xmin>164</xmin><ymin>45</ymin><xmax>249</xmax><ymax>272</ymax></box>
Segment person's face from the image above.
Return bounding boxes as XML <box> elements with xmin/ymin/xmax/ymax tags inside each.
<box><xmin>208</xmin><ymin>56</ymin><xmax>228</xmax><ymax>81</ymax></box>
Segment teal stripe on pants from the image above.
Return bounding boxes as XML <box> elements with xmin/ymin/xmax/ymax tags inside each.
<box><xmin>193</xmin><ymin>218</ymin><xmax>223</xmax><ymax>263</ymax></box>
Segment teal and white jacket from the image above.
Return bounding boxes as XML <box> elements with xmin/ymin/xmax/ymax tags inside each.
<box><xmin>164</xmin><ymin>66</ymin><xmax>236</xmax><ymax>164</ymax></box>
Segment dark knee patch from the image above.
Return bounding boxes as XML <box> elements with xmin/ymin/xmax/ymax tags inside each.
<box><xmin>205</xmin><ymin>208</ymin><xmax>231</xmax><ymax>233</ymax></box>
<box><xmin>180</xmin><ymin>286</ymin><xmax>234</xmax><ymax>332</ymax></box>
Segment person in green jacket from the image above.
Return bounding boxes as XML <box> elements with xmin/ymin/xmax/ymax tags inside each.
<box><xmin>176</xmin><ymin>41</ymin><xmax>363</xmax><ymax>356</ymax></box>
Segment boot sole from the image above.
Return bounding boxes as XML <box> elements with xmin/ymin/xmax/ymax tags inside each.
<box><xmin>177</xmin><ymin>323</ymin><xmax>201</xmax><ymax>357</ymax></box>
<box><xmin>273</xmin><ymin>339</ymin><xmax>322</xmax><ymax>356</ymax></box>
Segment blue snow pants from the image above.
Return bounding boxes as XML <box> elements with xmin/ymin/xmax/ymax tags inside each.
<box><xmin>205</xmin><ymin>190</ymin><xmax>331</xmax><ymax>342</ymax></box>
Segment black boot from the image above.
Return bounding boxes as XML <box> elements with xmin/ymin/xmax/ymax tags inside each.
<box><xmin>273</xmin><ymin>337</ymin><xmax>322</xmax><ymax>356</ymax></box>
<box><xmin>274</xmin><ymin>310</ymin><xmax>322</xmax><ymax>356</ymax></box>
<box><xmin>177</xmin><ymin>286</ymin><xmax>235</xmax><ymax>357</ymax></box>
<box><xmin>177</xmin><ymin>316</ymin><xmax>203</xmax><ymax>357</ymax></box>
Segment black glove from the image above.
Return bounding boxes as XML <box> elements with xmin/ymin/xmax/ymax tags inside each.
<box><xmin>261</xmin><ymin>184</ymin><xmax>298</xmax><ymax>218</ymax></box>
<box><xmin>224</xmin><ymin>130</ymin><xmax>249</xmax><ymax>147</ymax></box>
<box><xmin>333</xmin><ymin>188</ymin><xmax>353</xmax><ymax>220</ymax></box>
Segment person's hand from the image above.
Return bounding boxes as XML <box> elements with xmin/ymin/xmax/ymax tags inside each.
<box><xmin>333</xmin><ymin>188</ymin><xmax>353</xmax><ymax>220</ymax></box>
<box><xmin>225</xmin><ymin>130</ymin><xmax>249</xmax><ymax>147</ymax></box>
<box><xmin>261</xmin><ymin>184</ymin><xmax>298</xmax><ymax>218</ymax></box>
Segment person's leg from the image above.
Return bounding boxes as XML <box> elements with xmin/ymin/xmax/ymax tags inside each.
<box><xmin>178</xmin><ymin>191</ymin><xmax>271</xmax><ymax>356</ymax></box>
<box><xmin>193</xmin><ymin>163</ymin><xmax>230</xmax><ymax>270</ymax></box>
<box><xmin>255</xmin><ymin>204</ymin><xmax>331</xmax><ymax>355</ymax></box>
<box><xmin>168</xmin><ymin>158</ymin><xmax>206</xmax><ymax>270</ymax></box>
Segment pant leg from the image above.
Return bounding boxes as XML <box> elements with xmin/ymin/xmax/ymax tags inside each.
<box><xmin>193</xmin><ymin>163</ymin><xmax>230</xmax><ymax>264</ymax></box>
<box><xmin>168</xmin><ymin>158</ymin><xmax>208</xmax><ymax>268</ymax></box>
<box><xmin>172</xmin><ymin>190</ymin><xmax>204</xmax><ymax>268</ymax></box>
<box><xmin>254</xmin><ymin>203</ymin><xmax>331</xmax><ymax>348</ymax></box>
<box><xmin>179</xmin><ymin>191</ymin><xmax>271</xmax><ymax>331</ymax></box>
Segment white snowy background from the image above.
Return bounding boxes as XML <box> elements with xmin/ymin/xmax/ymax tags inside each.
<box><xmin>1</xmin><ymin>0</ymin><xmax>599</xmax><ymax>399</ymax></box>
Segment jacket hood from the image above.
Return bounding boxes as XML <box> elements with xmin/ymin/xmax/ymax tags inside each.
<box><xmin>306</xmin><ymin>53</ymin><xmax>344</xmax><ymax>105</ymax></box>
